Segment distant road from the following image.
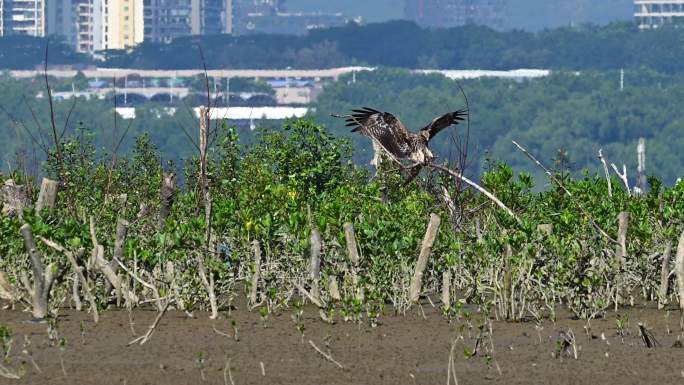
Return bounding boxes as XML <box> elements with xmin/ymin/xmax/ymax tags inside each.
<box><xmin>8</xmin><ymin>67</ymin><xmax>371</xmax><ymax>80</ymax></box>
<box><xmin>7</xmin><ymin>67</ymin><xmax>550</xmax><ymax>80</ymax></box>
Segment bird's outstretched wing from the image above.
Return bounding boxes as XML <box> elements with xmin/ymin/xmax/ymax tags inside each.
<box><xmin>334</xmin><ymin>107</ymin><xmax>411</xmax><ymax>160</ymax></box>
<box><xmin>419</xmin><ymin>108</ymin><xmax>468</xmax><ymax>141</ymax></box>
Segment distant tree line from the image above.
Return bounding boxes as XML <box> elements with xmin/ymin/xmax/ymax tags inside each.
<box><xmin>5</xmin><ymin>21</ymin><xmax>684</xmax><ymax>73</ymax></box>
<box><xmin>101</xmin><ymin>21</ymin><xmax>684</xmax><ymax>73</ymax></box>
<box><xmin>313</xmin><ymin>68</ymin><xmax>684</xmax><ymax>185</ymax></box>
<box><xmin>3</xmin><ymin>69</ymin><xmax>684</xmax><ymax>186</ymax></box>
<box><xmin>0</xmin><ymin>35</ymin><xmax>90</xmax><ymax>70</ymax></box>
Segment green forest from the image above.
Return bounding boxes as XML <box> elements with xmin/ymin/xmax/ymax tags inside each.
<box><xmin>3</xmin><ymin>21</ymin><xmax>684</xmax><ymax>74</ymax></box>
<box><xmin>315</xmin><ymin>68</ymin><xmax>683</xmax><ymax>185</ymax></box>
<box><xmin>2</xmin><ymin>68</ymin><xmax>684</xmax><ymax>185</ymax></box>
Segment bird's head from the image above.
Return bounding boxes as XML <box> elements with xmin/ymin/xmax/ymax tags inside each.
<box><xmin>419</xmin><ymin>130</ymin><xmax>430</xmax><ymax>142</ymax></box>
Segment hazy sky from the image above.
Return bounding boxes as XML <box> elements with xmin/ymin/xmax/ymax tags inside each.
<box><xmin>284</xmin><ymin>0</ymin><xmax>634</xmax><ymax>30</ymax></box>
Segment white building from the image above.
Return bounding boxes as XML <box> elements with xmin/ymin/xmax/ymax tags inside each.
<box><xmin>73</xmin><ymin>0</ymin><xmax>103</xmax><ymax>53</ymax></box>
<box><xmin>41</xmin><ymin>0</ymin><xmax>229</xmax><ymax>54</ymax></box>
<box><xmin>635</xmin><ymin>0</ymin><xmax>684</xmax><ymax>29</ymax></box>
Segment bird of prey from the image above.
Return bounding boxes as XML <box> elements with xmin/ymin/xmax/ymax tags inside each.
<box><xmin>332</xmin><ymin>107</ymin><xmax>468</xmax><ymax>170</ymax></box>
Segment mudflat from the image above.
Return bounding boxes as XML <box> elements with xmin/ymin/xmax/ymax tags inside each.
<box><xmin>0</xmin><ymin>303</ymin><xmax>683</xmax><ymax>385</ymax></box>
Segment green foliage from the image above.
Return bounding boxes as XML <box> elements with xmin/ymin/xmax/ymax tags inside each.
<box><xmin>314</xmin><ymin>68</ymin><xmax>684</xmax><ymax>184</ymax></box>
<box><xmin>2</xmin><ymin>116</ymin><xmax>684</xmax><ymax>323</ymax></box>
<box><xmin>0</xmin><ymin>324</ymin><xmax>12</xmax><ymax>358</ymax></box>
<box><xmin>0</xmin><ymin>36</ymin><xmax>90</xmax><ymax>69</ymax></box>
<box><xmin>102</xmin><ymin>21</ymin><xmax>684</xmax><ymax>73</ymax></box>
<box><xmin>7</xmin><ymin>20</ymin><xmax>684</xmax><ymax>72</ymax></box>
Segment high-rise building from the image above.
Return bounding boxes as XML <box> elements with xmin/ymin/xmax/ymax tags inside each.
<box><xmin>0</xmin><ymin>0</ymin><xmax>46</xmax><ymax>37</ymax></box>
<box><xmin>634</xmin><ymin>0</ymin><xmax>684</xmax><ymax>29</ymax></box>
<box><xmin>143</xmin><ymin>0</ymin><xmax>192</xmax><ymax>42</ymax></box>
<box><xmin>224</xmin><ymin>0</ymin><xmax>232</xmax><ymax>34</ymax></box>
<box><xmin>143</xmin><ymin>0</ymin><xmax>225</xmax><ymax>42</ymax></box>
<box><xmin>47</xmin><ymin>0</ymin><xmax>75</xmax><ymax>44</ymax></box>
<box><xmin>70</xmin><ymin>0</ymin><xmax>103</xmax><ymax>54</ymax></box>
<box><xmin>404</xmin><ymin>0</ymin><xmax>505</xmax><ymax>30</ymax></box>
<box><xmin>59</xmin><ymin>0</ymin><xmax>144</xmax><ymax>54</ymax></box>
<box><xmin>103</xmin><ymin>0</ymin><xmax>144</xmax><ymax>49</ymax></box>
<box><xmin>0</xmin><ymin>1</ymin><xmax>8</xmax><ymax>36</ymax></box>
<box><xmin>191</xmin><ymin>0</ymin><xmax>223</xmax><ymax>36</ymax></box>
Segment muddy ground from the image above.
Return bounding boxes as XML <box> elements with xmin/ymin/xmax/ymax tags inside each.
<box><xmin>1</xmin><ymin>301</ymin><xmax>683</xmax><ymax>385</ymax></box>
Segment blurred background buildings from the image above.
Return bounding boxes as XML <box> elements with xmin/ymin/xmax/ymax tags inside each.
<box><xmin>0</xmin><ymin>1</ymin><xmax>671</xmax><ymax>55</ymax></box>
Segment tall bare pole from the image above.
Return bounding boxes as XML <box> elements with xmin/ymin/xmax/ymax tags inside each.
<box><xmin>636</xmin><ymin>138</ymin><xmax>646</xmax><ymax>195</ymax></box>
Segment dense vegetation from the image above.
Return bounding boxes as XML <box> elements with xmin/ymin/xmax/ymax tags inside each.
<box><xmin>4</xmin><ymin>69</ymin><xmax>684</xmax><ymax>185</ymax></box>
<box><xmin>0</xmin><ymin>116</ymin><xmax>682</xmax><ymax>327</ymax></box>
<box><xmin>5</xmin><ymin>21</ymin><xmax>684</xmax><ymax>73</ymax></box>
<box><xmin>0</xmin><ymin>36</ymin><xmax>91</xmax><ymax>70</ymax></box>
<box><xmin>315</xmin><ymin>69</ymin><xmax>684</xmax><ymax>185</ymax></box>
<box><xmin>103</xmin><ymin>22</ymin><xmax>684</xmax><ymax>72</ymax></box>
<box><xmin>0</xmin><ymin>74</ymin><xmax>276</xmax><ymax>179</ymax></box>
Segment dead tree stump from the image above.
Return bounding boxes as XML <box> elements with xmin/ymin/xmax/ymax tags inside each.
<box><xmin>36</xmin><ymin>178</ymin><xmax>58</xmax><ymax>212</ymax></box>
<box><xmin>1</xmin><ymin>180</ymin><xmax>30</xmax><ymax>217</ymax></box>
<box><xmin>310</xmin><ymin>228</ymin><xmax>322</xmax><ymax>299</ymax></box>
<box><xmin>158</xmin><ymin>172</ymin><xmax>176</xmax><ymax>228</ymax></box>
<box><xmin>658</xmin><ymin>241</ymin><xmax>673</xmax><ymax>309</ymax></box>
<box><xmin>409</xmin><ymin>213</ymin><xmax>441</xmax><ymax>303</ymax></box>
<box><xmin>250</xmin><ymin>240</ymin><xmax>262</xmax><ymax>307</ymax></box>
<box><xmin>343</xmin><ymin>222</ymin><xmax>362</xmax><ymax>300</ymax></box>
<box><xmin>675</xmin><ymin>231</ymin><xmax>684</xmax><ymax>311</ymax></box>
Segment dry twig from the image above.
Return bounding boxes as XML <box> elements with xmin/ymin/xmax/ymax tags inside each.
<box><xmin>512</xmin><ymin>140</ymin><xmax>617</xmax><ymax>244</ymax></box>
<box><xmin>128</xmin><ymin>301</ymin><xmax>170</xmax><ymax>346</ymax></box>
<box><xmin>308</xmin><ymin>339</ymin><xmax>344</xmax><ymax>369</ymax></box>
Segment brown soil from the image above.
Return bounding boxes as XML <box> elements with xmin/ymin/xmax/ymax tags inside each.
<box><xmin>1</xmin><ymin>302</ymin><xmax>683</xmax><ymax>385</ymax></box>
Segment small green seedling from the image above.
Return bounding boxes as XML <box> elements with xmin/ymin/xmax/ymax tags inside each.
<box><xmin>259</xmin><ymin>307</ymin><xmax>269</xmax><ymax>328</ymax></box>
<box><xmin>195</xmin><ymin>352</ymin><xmax>206</xmax><ymax>381</ymax></box>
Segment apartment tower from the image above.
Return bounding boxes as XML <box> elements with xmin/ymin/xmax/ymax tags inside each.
<box><xmin>0</xmin><ymin>0</ymin><xmax>46</xmax><ymax>36</ymax></box>
<box><xmin>634</xmin><ymin>0</ymin><xmax>684</xmax><ymax>28</ymax></box>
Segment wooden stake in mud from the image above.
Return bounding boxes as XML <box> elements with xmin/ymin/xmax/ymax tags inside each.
<box><xmin>71</xmin><ymin>272</ymin><xmax>82</xmax><ymax>311</ymax></box>
<box><xmin>441</xmin><ymin>270</ymin><xmax>451</xmax><ymax>309</ymax></box>
<box><xmin>409</xmin><ymin>213</ymin><xmax>441</xmax><ymax>303</ymax></box>
<box><xmin>343</xmin><ymin>223</ymin><xmax>360</xmax><ymax>265</ymax></box>
<box><xmin>636</xmin><ymin>138</ymin><xmax>646</xmax><ymax>195</ymax></box>
<box><xmin>36</xmin><ymin>178</ymin><xmax>58</xmax><ymax>212</ymax></box>
<box><xmin>310</xmin><ymin>228</ymin><xmax>322</xmax><ymax>299</ymax></box>
<box><xmin>616</xmin><ymin>212</ymin><xmax>629</xmax><ymax>268</ymax></box>
<box><xmin>675</xmin><ymin>231</ymin><xmax>684</xmax><ymax>312</ymax></box>
<box><xmin>249</xmin><ymin>240</ymin><xmax>262</xmax><ymax>307</ymax></box>
<box><xmin>112</xmin><ymin>218</ymin><xmax>129</xmax><ymax>305</ymax></box>
<box><xmin>197</xmin><ymin>106</ymin><xmax>218</xmax><ymax>319</ymax></box>
<box><xmin>658</xmin><ymin>241</ymin><xmax>673</xmax><ymax>310</ymax></box>
<box><xmin>328</xmin><ymin>275</ymin><xmax>341</xmax><ymax>301</ymax></box>
<box><xmin>1</xmin><ymin>179</ymin><xmax>30</xmax><ymax>217</ymax></box>
<box><xmin>343</xmin><ymin>222</ymin><xmax>362</xmax><ymax>300</ymax></box>
<box><xmin>158</xmin><ymin>172</ymin><xmax>176</xmax><ymax>229</ymax></box>
<box><xmin>502</xmin><ymin>240</ymin><xmax>513</xmax><ymax>320</ymax></box>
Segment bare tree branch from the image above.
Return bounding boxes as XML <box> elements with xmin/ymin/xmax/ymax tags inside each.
<box><xmin>512</xmin><ymin>140</ymin><xmax>617</xmax><ymax>244</ymax></box>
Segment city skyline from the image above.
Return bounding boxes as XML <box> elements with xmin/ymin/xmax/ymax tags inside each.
<box><xmin>0</xmin><ymin>1</ymin><xmax>668</xmax><ymax>57</ymax></box>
